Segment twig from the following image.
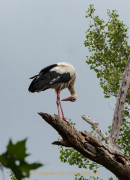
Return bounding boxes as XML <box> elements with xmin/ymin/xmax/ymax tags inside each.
<box><xmin>81</xmin><ymin>115</ymin><xmax>108</xmax><ymax>142</ymax></box>
<box><xmin>108</xmin><ymin>102</ymin><xmax>114</xmax><ymax>110</ymax></box>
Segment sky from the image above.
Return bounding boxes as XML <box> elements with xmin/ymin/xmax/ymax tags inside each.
<box><xmin>0</xmin><ymin>0</ymin><xmax>130</xmax><ymax>180</ymax></box>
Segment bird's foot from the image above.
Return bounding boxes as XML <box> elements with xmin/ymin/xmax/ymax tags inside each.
<box><xmin>62</xmin><ymin>118</ymin><xmax>69</xmax><ymax>124</ymax></box>
<box><xmin>55</xmin><ymin>114</ymin><xmax>69</xmax><ymax>124</ymax></box>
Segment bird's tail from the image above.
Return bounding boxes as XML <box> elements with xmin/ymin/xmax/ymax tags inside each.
<box><xmin>28</xmin><ymin>77</ymin><xmax>49</xmax><ymax>93</ymax></box>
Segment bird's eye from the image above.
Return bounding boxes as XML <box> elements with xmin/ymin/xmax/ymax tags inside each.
<box><xmin>72</xmin><ymin>98</ymin><xmax>75</xmax><ymax>101</ymax></box>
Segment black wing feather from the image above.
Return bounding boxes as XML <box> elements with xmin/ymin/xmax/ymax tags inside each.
<box><xmin>28</xmin><ymin>64</ymin><xmax>71</xmax><ymax>93</ymax></box>
<box><xmin>49</xmin><ymin>71</ymin><xmax>71</xmax><ymax>84</ymax></box>
<box><xmin>40</xmin><ymin>64</ymin><xmax>58</xmax><ymax>74</ymax></box>
<box><xmin>29</xmin><ymin>64</ymin><xmax>57</xmax><ymax>79</ymax></box>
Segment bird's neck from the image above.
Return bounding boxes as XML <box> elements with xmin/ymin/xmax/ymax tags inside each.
<box><xmin>68</xmin><ymin>85</ymin><xmax>77</xmax><ymax>96</ymax></box>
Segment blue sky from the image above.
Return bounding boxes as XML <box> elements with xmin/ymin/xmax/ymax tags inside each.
<box><xmin>0</xmin><ymin>0</ymin><xmax>130</xmax><ymax>179</ymax></box>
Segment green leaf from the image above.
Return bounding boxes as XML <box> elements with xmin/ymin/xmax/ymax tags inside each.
<box><xmin>7</xmin><ymin>139</ymin><xmax>29</xmax><ymax>160</ymax></box>
<box><xmin>0</xmin><ymin>139</ymin><xmax>43</xmax><ymax>180</ymax></box>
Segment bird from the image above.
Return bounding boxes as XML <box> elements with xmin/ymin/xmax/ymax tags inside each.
<box><xmin>28</xmin><ymin>62</ymin><xmax>77</xmax><ymax>122</ymax></box>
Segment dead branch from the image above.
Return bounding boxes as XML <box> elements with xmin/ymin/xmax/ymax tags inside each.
<box><xmin>38</xmin><ymin>113</ymin><xmax>130</xmax><ymax>180</ymax></box>
<box><xmin>109</xmin><ymin>56</ymin><xmax>130</xmax><ymax>146</ymax></box>
<box><xmin>81</xmin><ymin>56</ymin><xmax>130</xmax><ymax>151</ymax></box>
<box><xmin>81</xmin><ymin>115</ymin><xmax>108</xmax><ymax>142</ymax></box>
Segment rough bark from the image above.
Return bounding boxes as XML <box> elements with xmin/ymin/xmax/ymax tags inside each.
<box><xmin>38</xmin><ymin>113</ymin><xmax>130</xmax><ymax>180</ymax></box>
<box><xmin>108</xmin><ymin>56</ymin><xmax>130</xmax><ymax>147</ymax></box>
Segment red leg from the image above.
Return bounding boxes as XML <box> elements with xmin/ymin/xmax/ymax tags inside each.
<box><xmin>56</xmin><ymin>88</ymin><xmax>61</xmax><ymax>117</ymax></box>
<box><xmin>56</xmin><ymin>87</ymin><xmax>68</xmax><ymax>123</ymax></box>
<box><xmin>56</xmin><ymin>100</ymin><xmax>60</xmax><ymax>117</ymax></box>
<box><xmin>59</xmin><ymin>100</ymin><xmax>68</xmax><ymax>123</ymax></box>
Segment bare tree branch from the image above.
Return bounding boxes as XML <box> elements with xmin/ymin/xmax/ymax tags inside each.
<box><xmin>38</xmin><ymin>113</ymin><xmax>130</xmax><ymax>180</ymax></box>
<box><xmin>108</xmin><ymin>56</ymin><xmax>130</xmax><ymax>147</ymax></box>
<box><xmin>81</xmin><ymin>115</ymin><xmax>108</xmax><ymax>141</ymax></box>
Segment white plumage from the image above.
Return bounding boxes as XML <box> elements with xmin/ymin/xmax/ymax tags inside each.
<box><xmin>28</xmin><ymin>62</ymin><xmax>77</xmax><ymax>122</ymax></box>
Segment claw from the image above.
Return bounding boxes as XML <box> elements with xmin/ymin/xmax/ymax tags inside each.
<box><xmin>62</xmin><ymin>118</ymin><xmax>69</xmax><ymax>123</ymax></box>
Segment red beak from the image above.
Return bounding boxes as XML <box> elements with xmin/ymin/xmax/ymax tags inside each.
<box><xmin>61</xmin><ymin>96</ymin><xmax>72</xmax><ymax>101</ymax></box>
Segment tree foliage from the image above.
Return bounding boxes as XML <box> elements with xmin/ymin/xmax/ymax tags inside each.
<box><xmin>7</xmin><ymin>172</ymin><xmax>17</xmax><ymax>180</ymax></box>
<box><xmin>0</xmin><ymin>139</ymin><xmax>43</xmax><ymax>180</ymax></box>
<box><xmin>58</xmin><ymin>4</ymin><xmax>130</xmax><ymax>180</ymax></box>
<box><xmin>84</xmin><ymin>4</ymin><xmax>130</xmax><ymax>156</ymax></box>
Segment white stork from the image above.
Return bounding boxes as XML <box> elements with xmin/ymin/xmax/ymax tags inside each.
<box><xmin>28</xmin><ymin>62</ymin><xmax>77</xmax><ymax>122</ymax></box>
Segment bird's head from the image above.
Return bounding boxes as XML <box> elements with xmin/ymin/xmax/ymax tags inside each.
<box><xmin>61</xmin><ymin>94</ymin><xmax>77</xmax><ymax>102</ymax></box>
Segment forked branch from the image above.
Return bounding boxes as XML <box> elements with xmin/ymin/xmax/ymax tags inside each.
<box><xmin>81</xmin><ymin>115</ymin><xmax>108</xmax><ymax>142</ymax></box>
<box><xmin>82</xmin><ymin>56</ymin><xmax>130</xmax><ymax>150</ymax></box>
<box><xmin>38</xmin><ymin>113</ymin><xmax>130</xmax><ymax>180</ymax></box>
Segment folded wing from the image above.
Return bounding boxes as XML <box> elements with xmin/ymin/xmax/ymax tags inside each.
<box><xmin>28</xmin><ymin>64</ymin><xmax>71</xmax><ymax>93</ymax></box>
